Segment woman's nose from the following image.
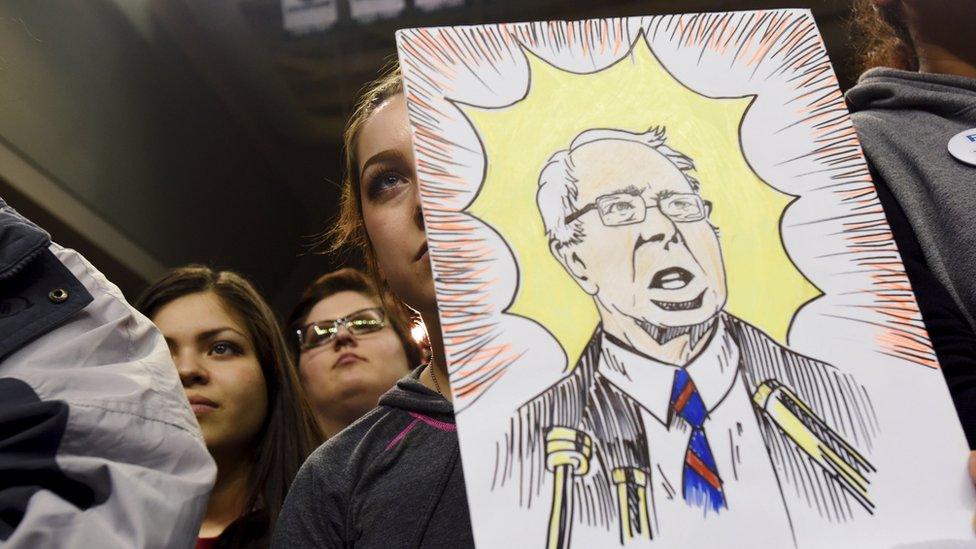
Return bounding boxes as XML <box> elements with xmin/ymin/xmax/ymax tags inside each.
<box><xmin>175</xmin><ymin>352</ymin><xmax>209</xmax><ymax>387</ymax></box>
<box><xmin>413</xmin><ymin>202</ymin><xmax>425</xmax><ymax>231</ymax></box>
<box><xmin>332</xmin><ymin>325</ymin><xmax>358</xmax><ymax>350</ymax></box>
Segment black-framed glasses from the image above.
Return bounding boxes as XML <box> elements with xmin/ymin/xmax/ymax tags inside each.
<box><xmin>564</xmin><ymin>192</ymin><xmax>711</xmax><ymax>227</ymax></box>
<box><xmin>296</xmin><ymin>307</ymin><xmax>387</xmax><ymax>351</ymax></box>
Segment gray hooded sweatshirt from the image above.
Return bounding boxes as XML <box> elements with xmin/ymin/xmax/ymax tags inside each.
<box><xmin>846</xmin><ymin>68</ymin><xmax>976</xmax><ymax>330</ymax></box>
<box><xmin>272</xmin><ymin>367</ymin><xmax>474</xmax><ymax>548</ymax></box>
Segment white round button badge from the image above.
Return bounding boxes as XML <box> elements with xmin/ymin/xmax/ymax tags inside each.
<box><xmin>948</xmin><ymin>128</ymin><xmax>976</xmax><ymax>167</ymax></box>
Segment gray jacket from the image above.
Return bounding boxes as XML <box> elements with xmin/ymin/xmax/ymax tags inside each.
<box><xmin>272</xmin><ymin>366</ymin><xmax>474</xmax><ymax>548</ymax></box>
<box><xmin>846</xmin><ymin>68</ymin><xmax>976</xmax><ymax>330</ymax></box>
<box><xmin>0</xmin><ymin>198</ymin><xmax>215</xmax><ymax>548</ymax></box>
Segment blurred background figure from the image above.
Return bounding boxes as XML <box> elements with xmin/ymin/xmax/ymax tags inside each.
<box><xmin>288</xmin><ymin>268</ymin><xmax>424</xmax><ymax>438</ymax></box>
<box><xmin>137</xmin><ymin>266</ymin><xmax>322</xmax><ymax>549</ymax></box>
<box><xmin>848</xmin><ymin>0</ymin><xmax>976</xmax><ymax>447</ymax></box>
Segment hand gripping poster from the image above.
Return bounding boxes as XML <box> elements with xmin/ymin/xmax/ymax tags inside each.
<box><xmin>395</xmin><ymin>10</ymin><xmax>974</xmax><ymax>548</ymax></box>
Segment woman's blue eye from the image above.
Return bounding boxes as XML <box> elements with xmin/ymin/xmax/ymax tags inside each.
<box><xmin>367</xmin><ymin>172</ymin><xmax>406</xmax><ymax>199</ymax></box>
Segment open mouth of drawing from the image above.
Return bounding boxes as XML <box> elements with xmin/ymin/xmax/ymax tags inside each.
<box><xmin>651</xmin><ymin>290</ymin><xmax>705</xmax><ymax>311</ymax></box>
<box><xmin>649</xmin><ymin>267</ymin><xmax>694</xmax><ymax>291</ymax></box>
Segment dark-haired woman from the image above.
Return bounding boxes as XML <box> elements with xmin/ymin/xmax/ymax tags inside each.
<box><xmin>847</xmin><ymin>0</ymin><xmax>976</xmax><ymax>447</ymax></box>
<box><xmin>288</xmin><ymin>268</ymin><xmax>423</xmax><ymax>437</ymax></box>
<box><xmin>137</xmin><ymin>266</ymin><xmax>322</xmax><ymax>548</ymax></box>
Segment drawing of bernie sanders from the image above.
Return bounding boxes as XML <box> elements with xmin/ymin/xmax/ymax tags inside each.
<box><xmin>501</xmin><ymin>127</ymin><xmax>877</xmax><ymax>548</ymax></box>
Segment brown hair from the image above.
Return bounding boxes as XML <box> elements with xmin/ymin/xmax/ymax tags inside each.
<box><xmin>852</xmin><ymin>0</ymin><xmax>918</xmax><ymax>72</ymax></box>
<box><xmin>317</xmin><ymin>61</ymin><xmax>420</xmax><ymax>352</ymax></box>
<box><xmin>135</xmin><ymin>265</ymin><xmax>322</xmax><ymax>535</ymax></box>
<box><xmin>326</xmin><ymin>61</ymin><xmax>403</xmax><ymax>288</ymax></box>
<box><xmin>287</xmin><ymin>267</ymin><xmax>424</xmax><ymax>368</ymax></box>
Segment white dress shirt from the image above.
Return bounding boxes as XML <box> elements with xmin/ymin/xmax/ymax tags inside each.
<box><xmin>597</xmin><ymin>319</ymin><xmax>796</xmax><ymax>548</ymax></box>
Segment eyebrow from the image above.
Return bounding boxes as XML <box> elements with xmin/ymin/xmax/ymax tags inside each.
<box><xmin>605</xmin><ymin>184</ymin><xmax>642</xmax><ymax>197</ymax></box>
<box><xmin>196</xmin><ymin>327</ymin><xmax>247</xmax><ymax>343</ymax></box>
<box><xmin>163</xmin><ymin>326</ymin><xmax>246</xmax><ymax>348</ymax></box>
<box><xmin>360</xmin><ymin>149</ymin><xmax>410</xmax><ymax>177</ymax></box>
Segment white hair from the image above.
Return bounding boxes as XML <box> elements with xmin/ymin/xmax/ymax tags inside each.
<box><xmin>536</xmin><ymin>126</ymin><xmax>699</xmax><ymax>248</ymax></box>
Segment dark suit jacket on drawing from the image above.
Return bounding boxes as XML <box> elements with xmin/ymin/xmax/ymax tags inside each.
<box><xmin>501</xmin><ymin>312</ymin><xmax>877</xmax><ymax>540</ymax></box>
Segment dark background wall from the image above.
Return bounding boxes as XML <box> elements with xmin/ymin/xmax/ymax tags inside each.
<box><xmin>0</xmin><ymin>0</ymin><xmax>860</xmax><ymax>317</ymax></box>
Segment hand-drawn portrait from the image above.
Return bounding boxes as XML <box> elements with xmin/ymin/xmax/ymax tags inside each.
<box><xmin>507</xmin><ymin>126</ymin><xmax>875</xmax><ymax>547</ymax></box>
<box><xmin>396</xmin><ymin>10</ymin><xmax>973</xmax><ymax>549</ymax></box>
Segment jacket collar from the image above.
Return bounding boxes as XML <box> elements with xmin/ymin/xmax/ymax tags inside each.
<box><xmin>596</xmin><ymin>313</ymin><xmax>741</xmax><ymax>426</ymax></box>
<box><xmin>0</xmin><ymin>198</ymin><xmax>52</xmax><ymax>282</ymax></box>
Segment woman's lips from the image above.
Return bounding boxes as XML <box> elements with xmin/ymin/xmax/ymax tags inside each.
<box><xmin>187</xmin><ymin>395</ymin><xmax>219</xmax><ymax>415</ymax></box>
<box><xmin>333</xmin><ymin>352</ymin><xmax>366</xmax><ymax>369</ymax></box>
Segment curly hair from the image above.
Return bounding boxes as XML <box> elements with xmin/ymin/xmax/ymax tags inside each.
<box><xmin>851</xmin><ymin>0</ymin><xmax>918</xmax><ymax>72</ymax></box>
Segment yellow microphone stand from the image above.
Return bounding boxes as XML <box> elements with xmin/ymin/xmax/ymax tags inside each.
<box><xmin>753</xmin><ymin>380</ymin><xmax>875</xmax><ymax>511</ymax></box>
<box><xmin>545</xmin><ymin>427</ymin><xmax>593</xmax><ymax>549</ymax></box>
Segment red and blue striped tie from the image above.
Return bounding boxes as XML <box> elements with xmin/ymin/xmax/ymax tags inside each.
<box><xmin>670</xmin><ymin>368</ymin><xmax>726</xmax><ymax>513</ymax></box>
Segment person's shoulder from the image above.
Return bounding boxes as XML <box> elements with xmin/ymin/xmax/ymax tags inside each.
<box><xmin>287</xmin><ymin>403</ymin><xmax>427</xmax><ymax>526</ymax></box>
<box><xmin>519</xmin><ymin>326</ymin><xmax>602</xmax><ymax>412</ymax></box>
<box><xmin>275</xmin><ymin>409</ymin><xmax>413</xmax><ymax>548</ymax></box>
<box><xmin>301</xmin><ymin>404</ymin><xmax>411</xmax><ymax>478</ymax></box>
<box><xmin>723</xmin><ymin>313</ymin><xmax>833</xmax><ymax>371</ymax></box>
<box><xmin>520</xmin><ymin>362</ymin><xmax>588</xmax><ymax>411</ymax></box>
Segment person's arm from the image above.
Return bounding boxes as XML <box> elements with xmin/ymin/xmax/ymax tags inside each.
<box><xmin>875</xmin><ymin>176</ymin><xmax>976</xmax><ymax>448</ymax></box>
<box><xmin>272</xmin><ymin>446</ymin><xmax>349</xmax><ymax>548</ymax></box>
<box><xmin>0</xmin><ymin>201</ymin><xmax>215</xmax><ymax>548</ymax></box>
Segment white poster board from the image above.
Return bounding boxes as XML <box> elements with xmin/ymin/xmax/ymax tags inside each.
<box><xmin>396</xmin><ymin>10</ymin><xmax>974</xmax><ymax>548</ymax></box>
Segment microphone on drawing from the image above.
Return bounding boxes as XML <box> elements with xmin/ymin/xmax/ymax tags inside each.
<box><xmin>752</xmin><ymin>379</ymin><xmax>876</xmax><ymax>512</ymax></box>
<box><xmin>544</xmin><ymin>427</ymin><xmax>592</xmax><ymax>549</ymax></box>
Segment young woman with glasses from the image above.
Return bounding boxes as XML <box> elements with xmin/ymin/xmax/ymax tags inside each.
<box><xmin>288</xmin><ymin>268</ymin><xmax>424</xmax><ymax>438</ymax></box>
<box><xmin>137</xmin><ymin>265</ymin><xmax>322</xmax><ymax>548</ymax></box>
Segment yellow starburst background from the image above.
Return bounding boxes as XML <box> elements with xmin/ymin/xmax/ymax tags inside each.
<box><xmin>461</xmin><ymin>39</ymin><xmax>819</xmax><ymax>368</ymax></box>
